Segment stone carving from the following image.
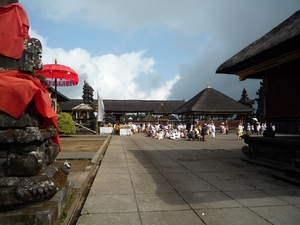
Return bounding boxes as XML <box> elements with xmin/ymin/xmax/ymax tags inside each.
<box><xmin>0</xmin><ymin>1</ymin><xmax>69</xmax><ymax>207</ymax></box>
<box><xmin>241</xmin><ymin>134</ymin><xmax>254</xmax><ymax>158</ymax></box>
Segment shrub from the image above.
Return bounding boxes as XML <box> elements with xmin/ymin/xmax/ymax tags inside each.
<box><xmin>58</xmin><ymin>112</ymin><xmax>76</xmax><ymax>134</ymax></box>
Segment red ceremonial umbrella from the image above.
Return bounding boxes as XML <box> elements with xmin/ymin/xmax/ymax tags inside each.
<box><xmin>35</xmin><ymin>59</ymin><xmax>79</xmax><ymax>87</ymax></box>
<box><xmin>35</xmin><ymin>59</ymin><xmax>79</xmax><ymax>97</ymax></box>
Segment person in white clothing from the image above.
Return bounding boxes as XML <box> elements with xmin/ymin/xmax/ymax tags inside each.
<box><xmin>271</xmin><ymin>123</ymin><xmax>275</xmax><ymax>132</ymax></box>
<box><xmin>165</xmin><ymin>130</ymin><xmax>171</xmax><ymax>138</ymax></box>
<box><xmin>157</xmin><ymin>131</ymin><xmax>163</xmax><ymax>140</ymax></box>
<box><xmin>210</xmin><ymin>122</ymin><xmax>216</xmax><ymax>138</ymax></box>
<box><xmin>261</xmin><ymin>123</ymin><xmax>267</xmax><ymax>134</ymax></box>
<box><xmin>175</xmin><ymin>130</ymin><xmax>181</xmax><ymax>139</ymax></box>
<box><xmin>256</xmin><ymin>122</ymin><xmax>261</xmax><ymax>135</ymax></box>
<box><xmin>236</xmin><ymin>123</ymin><xmax>244</xmax><ymax>140</ymax></box>
<box><xmin>251</xmin><ymin>124</ymin><xmax>254</xmax><ymax>135</ymax></box>
<box><xmin>169</xmin><ymin>132</ymin><xmax>176</xmax><ymax>140</ymax></box>
<box><xmin>246</xmin><ymin>123</ymin><xmax>251</xmax><ymax>135</ymax></box>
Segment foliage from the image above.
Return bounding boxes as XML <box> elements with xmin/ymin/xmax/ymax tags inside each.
<box><xmin>255</xmin><ymin>79</ymin><xmax>267</xmax><ymax>122</ymax></box>
<box><xmin>58</xmin><ymin>112</ymin><xmax>76</xmax><ymax>134</ymax></box>
<box><xmin>236</xmin><ymin>88</ymin><xmax>254</xmax><ymax>121</ymax></box>
<box><xmin>239</xmin><ymin>88</ymin><xmax>255</xmax><ymax>109</ymax></box>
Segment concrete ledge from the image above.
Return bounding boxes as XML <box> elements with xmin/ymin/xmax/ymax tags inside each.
<box><xmin>62</xmin><ymin>134</ymin><xmax>112</xmax><ymax>225</ymax></box>
<box><xmin>90</xmin><ymin>134</ymin><xmax>111</xmax><ymax>165</ymax></box>
<box><xmin>272</xmin><ymin>172</ymin><xmax>300</xmax><ymax>186</ymax></box>
<box><xmin>241</xmin><ymin>157</ymin><xmax>289</xmax><ymax>171</ymax></box>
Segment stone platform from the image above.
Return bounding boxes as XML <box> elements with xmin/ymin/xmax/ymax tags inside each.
<box><xmin>0</xmin><ymin>135</ymin><xmax>111</xmax><ymax>225</ymax></box>
<box><xmin>0</xmin><ymin>184</ymin><xmax>69</xmax><ymax>225</ymax></box>
<box><xmin>77</xmin><ymin>133</ymin><xmax>300</xmax><ymax>225</ymax></box>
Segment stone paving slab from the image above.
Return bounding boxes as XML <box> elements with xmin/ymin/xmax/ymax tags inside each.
<box><xmin>78</xmin><ymin>213</ymin><xmax>142</xmax><ymax>225</ymax></box>
<box><xmin>224</xmin><ymin>190</ymin><xmax>287</xmax><ymax>207</ymax></box>
<box><xmin>180</xmin><ymin>191</ymin><xmax>243</xmax><ymax>209</ymax></box>
<box><xmin>140</xmin><ymin>210</ymin><xmax>205</xmax><ymax>225</ymax></box>
<box><xmin>250</xmin><ymin>205</ymin><xmax>300</xmax><ymax>225</ymax></box>
<box><xmin>82</xmin><ymin>194</ymin><xmax>138</xmax><ymax>214</ymax></box>
<box><xmin>135</xmin><ymin>192</ymin><xmax>190</xmax><ymax>212</ymax></box>
<box><xmin>76</xmin><ymin>133</ymin><xmax>300</xmax><ymax>225</ymax></box>
<box><xmin>196</xmin><ymin>208</ymin><xmax>272</xmax><ymax>225</ymax></box>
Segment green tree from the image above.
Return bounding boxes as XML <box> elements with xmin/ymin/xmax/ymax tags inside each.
<box><xmin>238</xmin><ymin>88</ymin><xmax>255</xmax><ymax>109</ymax></box>
<box><xmin>58</xmin><ymin>112</ymin><xmax>76</xmax><ymax>134</ymax></box>
<box><xmin>236</xmin><ymin>88</ymin><xmax>255</xmax><ymax>122</ymax></box>
<box><xmin>255</xmin><ymin>79</ymin><xmax>267</xmax><ymax>122</ymax></box>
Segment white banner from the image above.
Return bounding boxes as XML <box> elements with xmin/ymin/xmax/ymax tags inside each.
<box><xmin>97</xmin><ymin>92</ymin><xmax>105</xmax><ymax>122</ymax></box>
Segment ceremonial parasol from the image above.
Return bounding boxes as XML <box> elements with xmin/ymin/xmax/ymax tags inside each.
<box><xmin>35</xmin><ymin>59</ymin><xmax>79</xmax><ymax>89</ymax></box>
<box><xmin>35</xmin><ymin>59</ymin><xmax>79</xmax><ymax>112</ymax></box>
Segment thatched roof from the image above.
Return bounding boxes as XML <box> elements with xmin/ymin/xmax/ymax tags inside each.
<box><xmin>175</xmin><ymin>84</ymin><xmax>253</xmax><ymax>114</ymax></box>
<box><xmin>153</xmin><ymin>102</ymin><xmax>172</xmax><ymax>115</ymax></box>
<box><xmin>216</xmin><ymin>10</ymin><xmax>300</xmax><ymax>77</ymax></box>
<box><xmin>102</xmin><ymin>99</ymin><xmax>184</xmax><ymax>113</ymax></box>
<box><xmin>60</xmin><ymin>99</ymin><xmax>185</xmax><ymax>113</ymax></box>
<box><xmin>72</xmin><ymin>103</ymin><xmax>94</xmax><ymax>111</ymax></box>
<box><xmin>142</xmin><ymin>112</ymin><xmax>158</xmax><ymax>122</ymax></box>
<box><xmin>60</xmin><ymin>99</ymin><xmax>83</xmax><ymax>111</ymax></box>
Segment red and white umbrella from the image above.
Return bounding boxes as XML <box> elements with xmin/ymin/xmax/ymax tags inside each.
<box><xmin>35</xmin><ymin>60</ymin><xmax>79</xmax><ymax>87</ymax></box>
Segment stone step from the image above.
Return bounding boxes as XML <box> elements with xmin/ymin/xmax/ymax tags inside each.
<box><xmin>284</xmin><ymin>166</ymin><xmax>300</xmax><ymax>179</ymax></box>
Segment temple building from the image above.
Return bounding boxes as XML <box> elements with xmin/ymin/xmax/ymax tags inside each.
<box><xmin>216</xmin><ymin>10</ymin><xmax>300</xmax><ymax>184</ymax></box>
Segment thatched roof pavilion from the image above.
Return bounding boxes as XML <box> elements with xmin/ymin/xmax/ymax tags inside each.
<box><xmin>61</xmin><ymin>99</ymin><xmax>185</xmax><ymax>115</ymax></box>
<box><xmin>142</xmin><ymin>112</ymin><xmax>158</xmax><ymax>122</ymax></box>
<box><xmin>175</xmin><ymin>84</ymin><xmax>252</xmax><ymax>115</ymax></box>
<box><xmin>153</xmin><ymin>102</ymin><xmax>173</xmax><ymax>115</ymax></box>
<box><xmin>215</xmin><ymin>10</ymin><xmax>300</xmax><ymax>180</ymax></box>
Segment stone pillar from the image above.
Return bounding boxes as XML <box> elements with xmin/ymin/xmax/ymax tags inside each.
<box><xmin>0</xmin><ymin>0</ymin><xmax>18</xmax><ymax>6</ymax></box>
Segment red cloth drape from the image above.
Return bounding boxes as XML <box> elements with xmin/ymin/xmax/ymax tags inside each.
<box><xmin>0</xmin><ymin>70</ymin><xmax>61</xmax><ymax>150</ymax></box>
<box><xmin>0</xmin><ymin>3</ymin><xmax>30</xmax><ymax>59</ymax></box>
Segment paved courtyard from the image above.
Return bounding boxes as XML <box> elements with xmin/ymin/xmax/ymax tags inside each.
<box><xmin>76</xmin><ymin>132</ymin><xmax>300</xmax><ymax>225</ymax></box>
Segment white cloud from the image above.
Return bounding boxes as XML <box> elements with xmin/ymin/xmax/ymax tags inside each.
<box><xmin>25</xmin><ymin>1</ymin><xmax>300</xmax><ymax>102</ymax></box>
<box><xmin>149</xmin><ymin>75</ymin><xmax>180</xmax><ymax>100</ymax></box>
<box><xmin>30</xmin><ymin>29</ymin><xmax>176</xmax><ymax>100</ymax></box>
<box><xmin>24</xmin><ymin>0</ymin><xmax>206</xmax><ymax>35</ymax></box>
<box><xmin>23</xmin><ymin>0</ymin><xmax>299</xmax><ymax>38</ymax></box>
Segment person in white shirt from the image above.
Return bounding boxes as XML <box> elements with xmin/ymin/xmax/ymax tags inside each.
<box><xmin>271</xmin><ymin>123</ymin><xmax>275</xmax><ymax>132</ymax></box>
<box><xmin>261</xmin><ymin>123</ymin><xmax>267</xmax><ymax>134</ymax></box>
<box><xmin>175</xmin><ymin>131</ymin><xmax>181</xmax><ymax>139</ymax></box>
<box><xmin>256</xmin><ymin>122</ymin><xmax>261</xmax><ymax>135</ymax></box>
<box><xmin>246</xmin><ymin>123</ymin><xmax>251</xmax><ymax>135</ymax></box>
<box><xmin>236</xmin><ymin>123</ymin><xmax>244</xmax><ymax>140</ymax></box>
<box><xmin>165</xmin><ymin>130</ymin><xmax>171</xmax><ymax>138</ymax></box>
<box><xmin>157</xmin><ymin>131</ymin><xmax>163</xmax><ymax>140</ymax></box>
<box><xmin>210</xmin><ymin>122</ymin><xmax>216</xmax><ymax>138</ymax></box>
<box><xmin>169</xmin><ymin>131</ymin><xmax>176</xmax><ymax>140</ymax></box>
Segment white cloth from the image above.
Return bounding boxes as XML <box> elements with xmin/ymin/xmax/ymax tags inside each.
<box><xmin>120</xmin><ymin>128</ymin><xmax>132</xmax><ymax>136</ymax></box>
<box><xmin>99</xmin><ymin>127</ymin><xmax>113</xmax><ymax>134</ymax></box>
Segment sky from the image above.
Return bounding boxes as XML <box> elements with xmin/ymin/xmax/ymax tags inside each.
<box><xmin>20</xmin><ymin>0</ymin><xmax>300</xmax><ymax>102</ymax></box>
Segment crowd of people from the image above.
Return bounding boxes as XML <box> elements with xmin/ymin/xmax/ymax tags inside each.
<box><xmin>142</xmin><ymin>122</ymin><xmax>217</xmax><ymax>141</ymax></box>
<box><xmin>113</xmin><ymin>119</ymin><xmax>276</xmax><ymax>142</ymax></box>
<box><xmin>245</xmin><ymin>122</ymin><xmax>275</xmax><ymax>135</ymax></box>
<box><xmin>236</xmin><ymin>120</ymin><xmax>276</xmax><ymax>140</ymax></box>
<box><xmin>113</xmin><ymin>121</ymin><xmax>222</xmax><ymax>141</ymax></box>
